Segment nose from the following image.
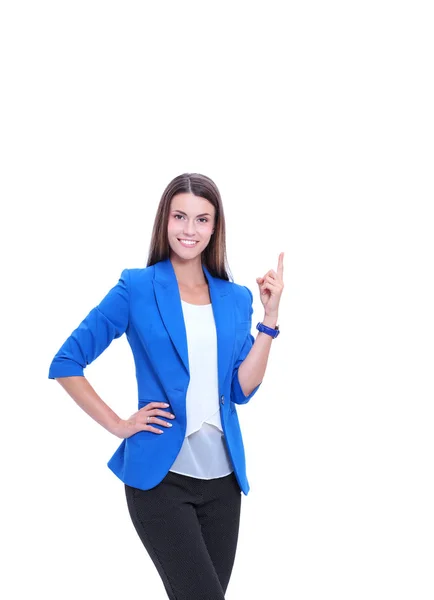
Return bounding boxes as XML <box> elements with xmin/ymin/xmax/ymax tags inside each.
<box><xmin>183</xmin><ymin>219</ymin><xmax>196</xmax><ymax>236</ymax></box>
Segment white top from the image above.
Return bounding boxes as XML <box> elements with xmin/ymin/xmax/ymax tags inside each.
<box><xmin>169</xmin><ymin>300</ymin><xmax>234</xmax><ymax>479</ymax></box>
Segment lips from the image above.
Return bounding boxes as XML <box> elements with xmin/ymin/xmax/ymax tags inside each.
<box><xmin>178</xmin><ymin>239</ymin><xmax>198</xmax><ymax>247</ymax></box>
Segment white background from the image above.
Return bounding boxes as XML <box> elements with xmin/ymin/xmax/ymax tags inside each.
<box><xmin>1</xmin><ymin>1</ymin><xmax>433</xmax><ymax>598</ymax></box>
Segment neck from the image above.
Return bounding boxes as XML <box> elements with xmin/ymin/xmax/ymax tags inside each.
<box><xmin>170</xmin><ymin>255</ymin><xmax>207</xmax><ymax>287</ymax></box>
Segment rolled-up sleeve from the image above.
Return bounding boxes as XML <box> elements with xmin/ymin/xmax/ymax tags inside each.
<box><xmin>48</xmin><ymin>269</ymin><xmax>130</xmax><ymax>379</ymax></box>
<box><xmin>231</xmin><ymin>286</ymin><xmax>261</xmax><ymax>405</ymax></box>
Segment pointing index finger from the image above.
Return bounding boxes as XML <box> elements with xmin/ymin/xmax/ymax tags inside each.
<box><xmin>277</xmin><ymin>252</ymin><xmax>284</xmax><ymax>277</ymax></box>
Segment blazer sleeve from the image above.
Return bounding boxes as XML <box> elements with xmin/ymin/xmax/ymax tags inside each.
<box><xmin>230</xmin><ymin>285</ymin><xmax>261</xmax><ymax>405</ymax></box>
<box><xmin>48</xmin><ymin>269</ymin><xmax>130</xmax><ymax>379</ymax></box>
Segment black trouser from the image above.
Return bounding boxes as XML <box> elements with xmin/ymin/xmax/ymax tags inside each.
<box><xmin>125</xmin><ymin>470</ymin><xmax>242</xmax><ymax>600</ymax></box>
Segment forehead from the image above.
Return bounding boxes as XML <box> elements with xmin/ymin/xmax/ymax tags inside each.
<box><xmin>170</xmin><ymin>193</ymin><xmax>215</xmax><ymax>215</ymax></box>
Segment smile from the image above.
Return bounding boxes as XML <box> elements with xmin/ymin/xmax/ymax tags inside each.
<box><xmin>178</xmin><ymin>239</ymin><xmax>198</xmax><ymax>247</ymax></box>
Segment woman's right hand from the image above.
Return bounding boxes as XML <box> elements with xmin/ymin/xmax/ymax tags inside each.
<box><xmin>113</xmin><ymin>402</ymin><xmax>176</xmax><ymax>439</ymax></box>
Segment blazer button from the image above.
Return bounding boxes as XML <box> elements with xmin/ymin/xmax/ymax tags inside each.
<box><xmin>220</xmin><ymin>395</ymin><xmax>225</xmax><ymax>405</ymax></box>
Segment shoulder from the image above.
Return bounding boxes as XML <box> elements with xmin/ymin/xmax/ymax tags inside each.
<box><xmin>230</xmin><ymin>281</ymin><xmax>253</xmax><ymax>304</ymax></box>
<box><xmin>218</xmin><ymin>278</ymin><xmax>253</xmax><ymax>308</ymax></box>
<box><xmin>120</xmin><ymin>265</ymin><xmax>155</xmax><ymax>287</ymax></box>
<box><xmin>226</xmin><ymin>281</ymin><xmax>254</xmax><ymax>322</ymax></box>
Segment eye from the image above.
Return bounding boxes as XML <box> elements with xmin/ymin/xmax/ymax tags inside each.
<box><xmin>174</xmin><ymin>214</ymin><xmax>184</xmax><ymax>220</ymax></box>
<box><xmin>198</xmin><ymin>218</ymin><xmax>208</xmax><ymax>223</ymax></box>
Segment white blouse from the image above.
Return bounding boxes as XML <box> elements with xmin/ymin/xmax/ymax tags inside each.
<box><xmin>169</xmin><ymin>300</ymin><xmax>234</xmax><ymax>479</ymax></box>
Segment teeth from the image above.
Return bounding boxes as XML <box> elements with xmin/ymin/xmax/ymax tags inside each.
<box><xmin>179</xmin><ymin>239</ymin><xmax>197</xmax><ymax>245</ymax></box>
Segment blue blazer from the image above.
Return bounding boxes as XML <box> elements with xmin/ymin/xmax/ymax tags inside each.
<box><xmin>48</xmin><ymin>258</ymin><xmax>260</xmax><ymax>495</ymax></box>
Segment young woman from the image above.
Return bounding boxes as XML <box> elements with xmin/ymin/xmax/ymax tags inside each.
<box><xmin>48</xmin><ymin>172</ymin><xmax>284</xmax><ymax>600</ymax></box>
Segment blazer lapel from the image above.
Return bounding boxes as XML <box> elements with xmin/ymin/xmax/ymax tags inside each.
<box><xmin>203</xmin><ymin>265</ymin><xmax>235</xmax><ymax>388</ymax></box>
<box><xmin>153</xmin><ymin>259</ymin><xmax>189</xmax><ymax>374</ymax></box>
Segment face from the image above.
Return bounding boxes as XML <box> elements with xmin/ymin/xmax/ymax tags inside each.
<box><xmin>167</xmin><ymin>193</ymin><xmax>216</xmax><ymax>262</ymax></box>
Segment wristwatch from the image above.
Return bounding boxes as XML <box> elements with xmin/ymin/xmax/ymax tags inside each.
<box><xmin>256</xmin><ymin>322</ymin><xmax>280</xmax><ymax>338</ymax></box>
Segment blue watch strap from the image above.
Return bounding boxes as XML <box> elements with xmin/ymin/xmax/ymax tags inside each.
<box><xmin>256</xmin><ymin>322</ymin><xmax>280</xmax><ymax>338</ymax></box>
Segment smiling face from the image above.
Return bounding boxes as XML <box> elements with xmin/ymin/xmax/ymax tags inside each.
<box><xmin>167</xmin><ymin>193</ymin><xmax>216</xmax><ymax>263</ymax></box>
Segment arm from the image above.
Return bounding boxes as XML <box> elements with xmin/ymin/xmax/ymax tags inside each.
<box><xmin>55</xmin><ymin>375</ymin><xmax>124</xmax><ymax>436</ymax></box>
<box><xmin>237</xmin><ymin>312</ymin><xmax>278</xmax><ymax>397</ymax></box>
<box><xmin>48</xmin><ymin>269</ymin><xmax>130</xmax><ymax>435</ymax></box>
<box><xmin>236</xmin><ymin>252</ymin><xmax>285</xmax><ymax>399</ymax></box>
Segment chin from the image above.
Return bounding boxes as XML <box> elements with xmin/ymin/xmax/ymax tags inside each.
<box><xmin>169</xmin><ymin>244</ymin><xmax>201</xmax><ymax>261</ymax></box>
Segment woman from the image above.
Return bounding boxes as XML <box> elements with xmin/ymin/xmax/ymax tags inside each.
<box><xmin>48</xmin><ymin>172</ymin><xmax>284</xmax><ymax>600</ymax></box>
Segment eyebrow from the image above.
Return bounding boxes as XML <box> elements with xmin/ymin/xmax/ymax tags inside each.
<box><xmin>172</xmin><ymin>210</ymin><xmax>212</xmax><ymax>217</ymax></box>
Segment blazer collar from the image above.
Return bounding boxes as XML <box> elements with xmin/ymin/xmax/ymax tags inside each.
<box><xmin>153</xmin><ymin>258</ymin><xmax>234</xmax><ymax>386</ymax></box>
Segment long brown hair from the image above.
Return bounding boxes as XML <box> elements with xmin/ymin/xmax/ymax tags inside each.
<box><xmin>147</xmin><ymin>173</ymin><xmax>231</xmax><ymax>281</ymax></box>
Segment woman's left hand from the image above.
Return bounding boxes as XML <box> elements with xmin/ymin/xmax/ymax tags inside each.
<box><xmin>256</xmin><ymin>252</ymin><xmax>285</xmax><ymax>317</ymax></box>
